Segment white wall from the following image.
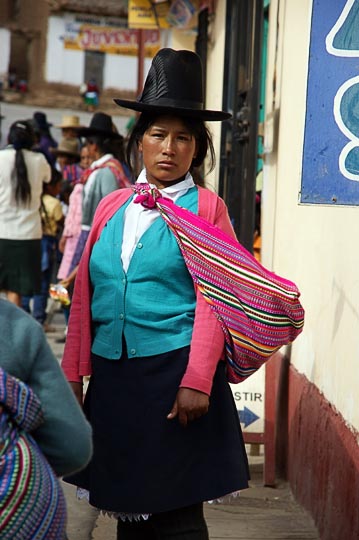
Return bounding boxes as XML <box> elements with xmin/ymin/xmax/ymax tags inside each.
<box><xmin>262</xmin><ymin>0</ymin><xmax>359</xmax><ymax>430</ymax></box>
<box><xmin>63</xmin><ymin>49</ymin><xmax>84</xmax><ymax>86</ymax></box>
<box><xmin>104</xmin><ymin>54</ymin><xmax>152</xmax><ymax>92</ymax></box>
<box><xmin>205</xmin><ymin>2</ymin><xmax>227</xmax><ymax>190</ymax></box>
<box><xmin>0</xmin><ymin>28</ymin><xmax>11</xmax><ymax>82</ymax></box>
<box><xmin>104</xmin><ymin>55</ymin><xmax>138</xmax><ymax>91</ymax></box>
<box><xmin>46</xmin><ymin>17</ymin><xmax>64</xmax><ymax>82</ymax></box>
<box><xmin>46</xmin><ymin>16</ymin><xmax>84</xmax><ymax>85</ymax></box>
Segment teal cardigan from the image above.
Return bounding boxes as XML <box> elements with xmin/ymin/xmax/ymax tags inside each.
<box><xmin>90</xmin><ymin>187</ymin><xmax>198</xmax><ymax>359</ymax></box>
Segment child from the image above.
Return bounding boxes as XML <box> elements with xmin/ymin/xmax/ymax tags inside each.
<box><xmin>22</xmin><ymin>168</ymin><xmax>64</xmax><ymax>330</ymax></box>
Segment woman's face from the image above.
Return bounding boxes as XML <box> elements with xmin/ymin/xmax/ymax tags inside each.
<box><xmin>57</xmin><ymin>155</ymin><xmax>70</xmax><ymax>171</ymax></box>
<box><xmin>138</xmin><ymin>115</ymin><xmax>197</xmax><ymax>188</ymax></box>
<box><xmin>62</xmin><ymin>127</ymin><xmax>77</xmax><ymax>139</ymax></box>
<box><xmin>80</xmin><ymin>145</ymin><xmax>91</xmax><ymax>169</ymax></box>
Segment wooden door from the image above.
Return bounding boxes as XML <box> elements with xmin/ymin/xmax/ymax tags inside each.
<box><xmin>84</xmin><ymin>50</ymin><xmax>105</xmax><ymax>90</ymax></box>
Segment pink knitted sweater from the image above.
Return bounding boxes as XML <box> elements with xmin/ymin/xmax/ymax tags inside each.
<box><xmin>61</xmin><ymin>186</ymin><xmax>237</xmax><ymax>395</ymax></box>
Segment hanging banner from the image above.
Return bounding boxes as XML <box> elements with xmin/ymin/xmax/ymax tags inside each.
<box><xmin>167</xmin><ymin>0</ymin><xmax>196</xmax><ymax>27</ymax></box>
<box><xmin>128</xmin><ymin>0</ymin><xmax>171</xmax><ymax>29</ymax></box>
<box><xmin>63</xmin><ymin>15</ymin><xmax>161</xmax><ymax>56</ymax></box>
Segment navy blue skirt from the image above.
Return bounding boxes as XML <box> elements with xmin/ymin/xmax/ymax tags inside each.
<box><xmin>65</xmin><ymin>346</ymin><xmax>249</xmax><ymax>514</ymax></box>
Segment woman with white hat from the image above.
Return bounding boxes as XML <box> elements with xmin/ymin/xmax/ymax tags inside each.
<box><xmin>62</xmin><ymin>49</ymin><xmax>249</xmax><ymax>539</ymax></box>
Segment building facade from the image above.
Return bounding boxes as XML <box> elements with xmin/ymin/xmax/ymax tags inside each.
<box><xmin>212</xmin><ymin>1</ymin><xmax>359</xmax><ymax>538</ymax></box>
<box><xmin>184</xmin><ymin>1</ymin><xmax>359</xmax><ymax>537</ymax></box>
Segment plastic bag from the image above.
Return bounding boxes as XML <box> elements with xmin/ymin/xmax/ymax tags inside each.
<box><xmin>49</xmin><ymin>284</ymin><xmax>71</xmax><ymax>306</ymax></box>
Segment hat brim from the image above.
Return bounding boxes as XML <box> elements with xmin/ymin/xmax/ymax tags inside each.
<box><xmin>113</xmin><ymin>99</ymin><xmax>231</xmax><ymax>122</ymax></box>
<box><xmin>55</xmin><ymin>124</ymin><xmax>84</xmax><ymax>129</ymax></box>
<box><xmin>51</xmin><ymin>150</ymin><xmax>80</xmax><ymax>159</ymax></box>
<box><xmin>74</xmin><ymin>126</ymin><xmax>123</xmax><ymax>139</ymax></box>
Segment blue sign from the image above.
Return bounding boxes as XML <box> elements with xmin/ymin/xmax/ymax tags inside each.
<box><xmin>238</xmin><ymin>406</ymin><xmax>260</xmax><ymax>428</ymax></box>
<box><xmin>301</xmin><ymin>0</ymin><xmax>359</xmax><ymax>205</ymax></box>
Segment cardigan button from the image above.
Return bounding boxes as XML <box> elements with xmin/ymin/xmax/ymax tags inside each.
<box><xmin>119</xmin><ymin>313</ymin><xmax>124</xmax><ymax>320</ymax></box>
<box><xmin>130</xmin><ymin>348</ymin><xmax>136</xmax><ymax>355</ymax></box>
<box><xmin>137</xmin><ymin>242</ymin><xmax>143</xmax><ymax>249</ymax></box>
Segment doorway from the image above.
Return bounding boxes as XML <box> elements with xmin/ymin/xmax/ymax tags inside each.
<box><xmin>9</xmin><ymin>32</ymin><xmax>29</xmax><ymax>83</ymax></box>
<box><xmin>219</xmin><ymin>0</ymin><xmax>268</xmax><ymax>255</ymax></box>
<box><xmin>84</xmin><ymin>50</ymin><xmax>104</xmax><ymax>90</ymax></box>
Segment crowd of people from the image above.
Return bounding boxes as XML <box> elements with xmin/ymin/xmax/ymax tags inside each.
<box><xmin>0</xmin><ymin>109</ymin><xmax>131</xmax><ymax>329</ymax></box>
<box><xmin>0</xmin><ymin>106</ymin><xmax>132</xmax><ymax>537</ymax></box>
<box><xmin>0</xmin><ymin>47</ymin><xmax>303</xmax><ymax>540</ymax></box>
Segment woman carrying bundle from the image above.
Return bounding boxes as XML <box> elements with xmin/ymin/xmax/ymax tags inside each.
<box><xmin>62</xmin><ymin>48</ymin><xmax>304</xmax><ymax>539</ymax></box>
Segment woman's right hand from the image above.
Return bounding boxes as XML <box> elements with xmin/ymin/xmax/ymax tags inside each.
<box><xmin>167</xmin><ymin>387</ymin><xmax>209</xmax><ymax>427</ymax></box>
<box><xmin>59</xmin><ymin>278</ymin><xmax>71</xmax><ymax>289</ymax></box>
<box><xmin>69</xmin><ymin>381</ymin><xmax>83</xmax><ymax>406</ymax></box>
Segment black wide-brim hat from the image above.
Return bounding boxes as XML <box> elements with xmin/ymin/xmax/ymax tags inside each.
<box><xmin>75</xmin><ymin>112</ymin><xmax>123</xmax><ymax>139</ymax></box>
<box><xmin>114</xmin><ymin>48</ymin><xmax>231</xmax><ymax>122</ymax></box>
<box><xmin>33</xmin><ymin>111</ymin><xmax>53</xmax><ymax>129</ymax></box>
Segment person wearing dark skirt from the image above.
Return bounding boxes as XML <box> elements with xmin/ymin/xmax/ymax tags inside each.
<box><xmin>0</xmin><ymin>120</ymin><xmax>51</xmax><ymax>306</ymax></box>
<box><xmin>62</xmin><ymin>48</ymin><xmax>250</xmax><ymax>539</ymax></box>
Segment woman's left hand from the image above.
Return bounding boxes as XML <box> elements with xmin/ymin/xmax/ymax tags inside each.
<box><xmin>167</xmin><ymin>388</ymin><xmax>209</xmax><ymax>427</ymax></box>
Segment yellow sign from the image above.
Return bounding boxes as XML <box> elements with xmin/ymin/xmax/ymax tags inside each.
<box><xmin>128</xmin><ymin>0</ymin><xmax>170</xmax><ymax>29</ymax></box>
<box><xmin>64</xmin><ymin>25</ymin><xmax>161</xmax><ymax>57</ymax></box>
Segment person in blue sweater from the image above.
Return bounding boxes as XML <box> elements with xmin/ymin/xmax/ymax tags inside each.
<box><xmin>0</xmin><ymin>298</ymin><xmax>93</xmax><ymax>474</ymax></box>
<box><xmin>0</xmin><ymin>297</ymin><xmax>93</xmax><ymax>540</ymax></box>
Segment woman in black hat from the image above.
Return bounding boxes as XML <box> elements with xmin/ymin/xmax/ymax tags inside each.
<box><xmin>67</xmin><ymin>111</ymin><xmax>131</xmax><ymax>274</ymax></box>
<box><xmin>62</xmin><ymin>49</ymin><xmax>249</xmax><ymax>539</ymax></box>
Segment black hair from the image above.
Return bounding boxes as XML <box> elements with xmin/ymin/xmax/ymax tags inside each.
<box><xmin>45</xmin><ymin>167</ymin><xmax>63</xmax><ymax>188</ymax></box>
<box><xmin>125</xmin><ymin>112</ymin><xmax>215</xmax><ymax>186</ymax></box>
<box><xmin>58</xmin><ymin>179</ymin><xmax>73</xmax><ymax>207</ymax></box>
<box><xmin>110</xmin><ymin>137</ymin><xmax>126</xmax><ymax>163</ymax></box>
<box><xmin>41</xmin><ymin>168</ymin><xmax>63</xmax><ymax>229</ymax></box>
<box><xmin>56</xmin><ymin>153</ymin><xmax>79</xmax><ymax>165</ymax></box>
<box><xmin>8</xmin><ymin>121</ymin><xmax>36</xmax><ymax>205</ymax></box>
<box><xmin>25</xmin><ymin>118</ymin><xmax>41</xmax><ymax>145</ymax></box>
<box><xmin>86</xmin><ymin>134</ymin><xmax>123</xmax><ymax>158</ymax></box>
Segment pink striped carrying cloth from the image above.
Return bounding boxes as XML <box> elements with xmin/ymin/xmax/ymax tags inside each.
<box><xmin>134</xmin><ymin>183</ymin><xmax>305</xmax><ymax>383</ymax></box>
